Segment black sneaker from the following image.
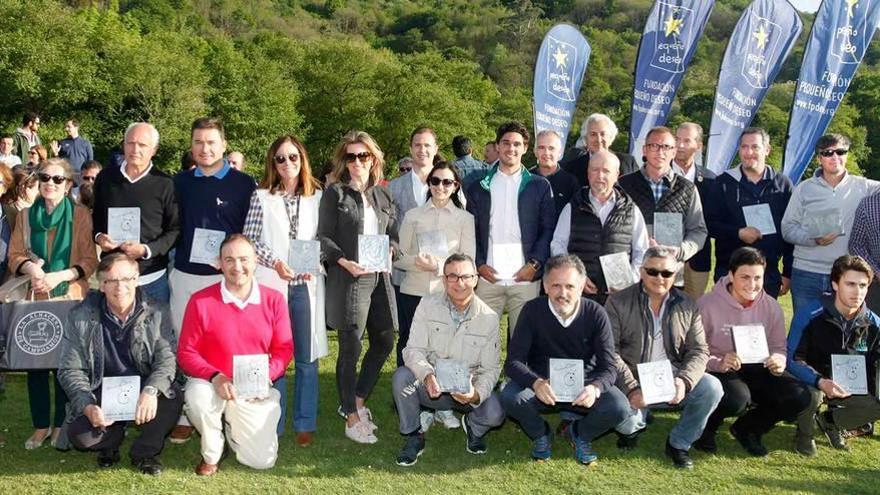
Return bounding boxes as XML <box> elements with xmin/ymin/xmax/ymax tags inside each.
<box><xmin>396</xmin><ymin>433</ymin><xmax>425</xmax><ymax>467</ymax></box>
<box><xmin>665</xmin><ymin>438</ymin><xmax>693</xmax><ymax>469</ymax></box>
<box><xmin>97</xmin><ymin>449</ymin><xmax>120</xmax><ymax>468</ymax></box>
<box><xmin>730</xmin><ymin>422</ymin><xmax>768</xmax><ymax>457</ymax></box>
<box><xmin>461</xmin><ymin>414</ymin><xmax>487</xmax><ymax>455</ymax></box>
<box><xmin>133</xmin><ymin>456</ymin><xmax>163</xmax><ymax>475</ymax></box>
<box><xmin>693</xmin><ymin>430</ymin><xmax>717</xmax><ymax>454</ymax></box>
<box><xmin>616</xmin><ymin>430</ymin><xmax>642</xmax><ymax>450</ymax></box>
<box><xmin>816</xmin><ymin>413</ymin><xmax>849</xmax><ymax>450</ymax></box>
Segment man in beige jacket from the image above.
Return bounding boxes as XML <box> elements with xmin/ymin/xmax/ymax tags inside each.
<box><xmin>391</xmin><ymin>253</ymin><xmax>504</xmax><ymax>466</ymax></box>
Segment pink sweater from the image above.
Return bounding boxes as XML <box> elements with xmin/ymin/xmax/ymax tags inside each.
<box><xmin>697</xmin><ymin>276</ymin><xmax>787</xmax><ymax>373</ymax></box>
<box><xmin>177</xmin><ymin>283</ymin><xmax>294</xmax><ymax>381</ymax></box>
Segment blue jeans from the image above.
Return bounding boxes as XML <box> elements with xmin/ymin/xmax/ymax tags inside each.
<box><xmin>139</xmin><ymin>271</ymin><xmax>170</xmax><ymax>305</ymax></box>
<box><xmin>274</xmin><ymin>284</ymin><xmax>319</xmax><ymax>434</ymax></box>
<box><xmin>790</xmin><ymin>267</ymin><xmax>830</xmax><ymax>318</ymax></box>
<box><xmin>500</xmin><ymin>380</ymin><xmax>630</xmax><ymax>442</ymax></box>
<box><xmin>615</xmin><ymin>373</ymin><xmax>723</xmax><ymax>451</ymax></box>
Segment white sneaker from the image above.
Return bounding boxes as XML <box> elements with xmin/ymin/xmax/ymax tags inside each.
<box><xmin>345</xmin><ymin>419</ymin><xmax>378</xmax><ymax>444</ymax></box>
<box><xmin>358</xmin><ymin>407</ymin><xmax>378</xmax><ymax>432</ymax></box>
<box><xmin>435</xmin><ymin>410</ymin><xmax>459</xmax><ymax>429</ymax></box>
<box><xmin>420</xmin><ymin>411</ymin><xmax>435</xmax><ymax>433</ymax></box>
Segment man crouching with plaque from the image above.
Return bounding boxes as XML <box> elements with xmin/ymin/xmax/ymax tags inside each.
<box><xmin>392</xmin><ymin>253</ymin><xmax>505</xmax><ymax>466</ymax></box>
<box><xmin>177</xmin><ymin>234</ymin><xmax>293</xmax><ymax>475</ymax></box>
<box><xmin>58</xmin><ymin>252</ymin><xmax>182</xmax><ymax>475</ymax></box>
<box><xmin>500</xmin><ymin>254</ymin><xmax>629</xmax><ymax>465</ymax></box>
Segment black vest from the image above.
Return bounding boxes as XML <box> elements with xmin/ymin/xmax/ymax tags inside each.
<box><xmin>567</xmin><ymin>187</ymin><xmax>635</xmax><ymax>294</ymax></box>
<box><xmin>619</xmin><ymin>170</ymin><xmax>695</xmax><ymax>224</ymax></box>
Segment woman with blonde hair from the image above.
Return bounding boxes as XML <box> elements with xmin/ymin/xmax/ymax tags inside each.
<box><xmin>243</xmin><ymin>134</ymin><xmax>327</xmax><ymax>447</ymax></box>
<box><xmin>318</xmin><ymin>130</ymin><xmax>398</xmax><ymax>444</ymax></box>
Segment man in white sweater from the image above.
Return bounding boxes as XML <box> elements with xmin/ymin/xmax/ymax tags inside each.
<box><xmin>781</xmin><ymin>134</ymin><xmax>880</xmax><ymax>316</ymax></box>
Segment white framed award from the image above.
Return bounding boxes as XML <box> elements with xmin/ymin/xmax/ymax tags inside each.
<box><xmin>831</xmin><ymin>354</ymin><xmax>868</xmax><ymax>395</ymax></box>
<box><xmin>289</xmin><ymin>239</ymin><xmax>321</xmax><ymax>275</ymax></box>
<box><xmin>434</xmin><ymin>358</ymin><xmax>470</xmax><ymax>394</ymax></box>
<box><xmin>637</xmin><ymin>359</ymin><xmax>676</xmax><ymax>405</ymax></box>
<box><xmin>190</xmin><ymin>228</ymin><xmax>226</xmax><ymax>265</ymax></box>
<box><xmin>600</xmin><ymin>252</ymin><xmax>635</xmax><ymax>291</ymax></box>
<box><xmin>653</xmin><ymin>212</ymin><xmax>683</xmax><ymax>247</ymax></box>
<box><xmin>358</xmin><ymin>234</ymin><xmax>391</xmax><ymax>272</ymax></box>
<box><xmin>549</xmin><ymin>358</ymin><xmax>584</xmax><ymax>403</ymax></box>
<box><xmin>107</xmin><ymin>207</ymin><xmax>141</xmax><ymax>243</ymax></box>
<box><xmin>233</xmin><ymin>354</ymin><xmax>270</xmax><ymax>400</ymax></box>
<box><xmin>731</xmin><ymin>324</ymin><xmax>770</xmax><ymax>364</ymax></box>
<box><xmin>742</xmin><ymin>204</ymin><xmax>776</xmax><ymax>235</ymax></box>
<box><xmin>101</xmin><ymin>375</ymin><xmax>141</xmax><ymax>422</ymax></box>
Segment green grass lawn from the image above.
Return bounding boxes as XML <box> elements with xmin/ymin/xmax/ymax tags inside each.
<box><xmin>1</xmin><ymin>290</ymin><xmax>878</xmax><ymax>494</ymax></box>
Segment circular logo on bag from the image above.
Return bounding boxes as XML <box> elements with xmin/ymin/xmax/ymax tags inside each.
<box><xmin>14</xmin><ymin>311</ymin><xmax>63</xmax><ymax>356</ymax></box>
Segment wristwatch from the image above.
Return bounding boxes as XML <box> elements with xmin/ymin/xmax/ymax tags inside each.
<box><xmin>527</xmin><ymin>258</ymin><xmax>542</xmax><ymax>271</ymax></box>
<box><xmin>143</xmin><ymin>386</ymin><xmax>159</xmax><ymax>396</ymax></box>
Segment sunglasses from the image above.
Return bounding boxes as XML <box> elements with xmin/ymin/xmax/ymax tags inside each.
<box><xmin>274</xmin><ymin>153</ymin><xmax>300</xmax><ymax>165</ymax></box>
<box><xmin>399</xmin><ymin>167</ymin><xmax>412</xmax><ymax>173</ymax></box>
<box><xmin>344</xmin><ymin>152</ymin><xmax>372</xmax><ymax>163</ymax></box>
<box><xmin>38</xmin><ymin>173</ymin><xmax>69</xmax><ymax>185</ymax></box>
<box><xmin>818</xmin><ymin>148</ymin><xmax>848</xmax><ymax>157</ymax></box>
<box><xmin>81</xmin><ymin>176</ymin><xmax>96</xmax><ymax>182</ymax></box>
<box><xmin>429</xmin><ymin>177</ymin><xmax>457</xmax><ymax>187</ymax></box>
<box><xmin>643</xmin><ymin>267</ymin><xmax>676</xmax><ymax>279</ymax></box>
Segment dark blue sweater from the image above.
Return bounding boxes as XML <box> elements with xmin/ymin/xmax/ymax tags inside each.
<box><xmin>706</xmin><ymin>166</ymin><xmax>794</xmax><ymax>297</ymax></box>
<box><xmin>505</xmin><ymin>297</ymin><xmax>618</xmax><ymax>392</ymax></box>
<box><xmin>173</xmin><ymin>163</ymin><xmax>255</xmax><ymax>275</ymax></box>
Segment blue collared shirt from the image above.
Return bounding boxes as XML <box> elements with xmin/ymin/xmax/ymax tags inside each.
<box><xmin>194</xmin><ymin>160</ymin><xmax>232</xmax><ymax>179</ymax></box>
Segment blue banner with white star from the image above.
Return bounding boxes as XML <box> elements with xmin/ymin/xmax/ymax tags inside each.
<box><xmin>705</xmin><ymin>0</ymin><xmax>802</xmax><ymax>174</ymax></box>
<box><xmin>783</xmin><ymin>0</ymin><xmax>880</xmax><ymax>183</ymax></box>
<box><xmin>533</xmin><ymin>24</ymin><xmax>591</xmax><ymax>149</ymax></box>
<box><xmin>629</xmin><ymin>0</ymin><xmax>714</xmax><ymax>162</ymax></box>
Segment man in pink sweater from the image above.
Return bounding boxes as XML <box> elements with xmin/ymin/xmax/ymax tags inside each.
<box><xmin>695</xmin><ymin>247</ymin><xmax>811</xmax><ymax>456</ymax></box>
<box><xmin>177</xmin><ymin>234</ymin><xmax>293</xmax><ymax>475</ymax></box>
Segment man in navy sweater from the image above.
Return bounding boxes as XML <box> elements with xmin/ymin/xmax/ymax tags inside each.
<box><xmin>93</xmin><ymin>122</ymin><xmax>179</xmax><ymax>304</ymax></box>
<box><xmin>500</xmin><ymin>254</ymin><xmax>629</xmax><ymax>465</ymax></box>
<box><xmin>168</xmin><ymin>118</ymin><xmax>255</xmax><ymax>443</ymax></box>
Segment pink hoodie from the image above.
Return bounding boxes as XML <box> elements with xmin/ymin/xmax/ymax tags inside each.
<box><xmin>697</xmin><ymin>275</ymin><xmax>787</xmax><ymax>373</ymax></box>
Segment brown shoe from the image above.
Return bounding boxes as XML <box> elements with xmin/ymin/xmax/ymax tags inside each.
<box><xmin>296</xmin><ymin>431</ymin><xmax>314</xmax><ymax>447</ymax></box>
<box><xmin>169</xmin><ymin>425</ymin><xmax>195</xmax><ymax>444</ymax></box>
<box><xmin>195</xmin><ymin>459</ymin><xmax>218</xmax><ymax>476</ymax></box>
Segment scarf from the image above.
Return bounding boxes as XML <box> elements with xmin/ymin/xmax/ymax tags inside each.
<box><xmin>29</xmin><ymin>197</ymin><xmax>73</xmax><ymax>297</ymax></box>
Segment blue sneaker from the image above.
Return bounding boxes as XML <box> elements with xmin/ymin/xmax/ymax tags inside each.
<box><xmin>530</xmin><ymin>423</ymin><xmax>553</xmax><ymax>461</ymax></box>
<box><xmin>564</xmin><ymin>423</ymin><xmax>598</xmax><ymax>465</ymax></box>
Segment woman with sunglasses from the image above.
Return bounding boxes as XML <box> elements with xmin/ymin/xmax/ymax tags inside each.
<box><xmin>243</xmin><ymin>135</ymin><xmax>327</xmax><ymax>447</ymax></box>
<box><xmin>394</xmin><ymin>162</ymin><xmax>474</xmax><ymax>365</ymax></box>
<box><xmin>7</xmin><ymin>158</ymin><xmax>98</xmax><ymax>449</ymax></box>
<box><xmin>318</xmin><ymin>130</ymin><xmax>398</xmax><ymax>444</ymax></box>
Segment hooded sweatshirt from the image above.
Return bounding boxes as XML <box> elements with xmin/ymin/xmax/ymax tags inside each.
<box><xmin>697</xmin><ymin>275</ymin><xmax>787</xmax><ymax>373</ymax></box>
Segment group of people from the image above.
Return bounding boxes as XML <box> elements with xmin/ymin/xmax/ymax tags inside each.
<box><xmin>0</xmin><ymin>111</ymin><xmax>878</xmax><ymax>477</ymax></box>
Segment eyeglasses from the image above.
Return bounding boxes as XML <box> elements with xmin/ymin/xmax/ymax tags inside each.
<box><xmin>274</xmin><ymin>153</ymin><xmax>300</xmax><ymax>165</ymax></box>
<box><xmin>81</xmin><ymin>176</ymin><xmax>96</xmax><ymax>182</ymax></box>
<box><xmin>643</xmin><ymin>267</ymin><xmax>676</xmax><ymax>279</ymax></box>
<box><xmin>37</xmin><ymin>173</ymin><xmax>69</xmax><ymax>185</ymax></box>
<box><xmin>101</xmin><ymin>276</ymin><xmax>138</xmax><ymax>287</ymax></box>
<box><xmin>344</xmin><ymin>152</ymin><xmax>372</xmax><ymax>163</ymax></box>
<box><xmin>645</xmin><ymin>143</ymin><xmax>675</xmax><ymax>153</ymax></box>
<box><xmin>429</xmin><ymin>177</ymin><xmax>457</xmax><ymax>187</ymax></box>
<box><xmin>445</xmin><ymin>273</ymin><xmax>477</xmax><ymax>283</ymax></box>
<box><xmin>818</xmin><ymin>148</ymin><xmax>848</xmax><ymax>157</ymax></box>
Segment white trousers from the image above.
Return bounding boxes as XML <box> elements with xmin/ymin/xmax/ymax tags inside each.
<box><xmin>185</xmin><ymin>378</ymin><xmax>281</xmax><ymax>469</ymax></box>
<box><xmin>169</xmin><ymin>269</ymin><xmax>223</xmax><ymax>337</ymax></box>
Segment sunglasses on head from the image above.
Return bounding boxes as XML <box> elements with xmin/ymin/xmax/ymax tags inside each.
<box><xmin>429</xmin><ymin>177</ymin><xmax>456</xmax><ymax>187</ymax></box>
<box><xmin>818</xmin><ymin>148</ymin><xmax>848</xmax><ymax>157</ymax></box>
<box><xmin>274</xmin><ymin>153</ymin><xmax>300</xmax><ymax>165</ymax></box>
<box><xmin>344</xmin><ymin>152</ymin><xmax>372</xmax><ymax>163</ymax></box>
<box><xmin>37</xmin><ymin>173</ymin><xmax>69</xmax><ymax>185</ymax></box>
<box><xmin>643</xmin><ymin>267</ymin><xmax>676</xmax><ymax>279</ymax></box>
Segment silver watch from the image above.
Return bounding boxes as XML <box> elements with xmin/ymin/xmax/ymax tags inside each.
<box><xmin>143</xmin><ymin>386</ymin><xmax>159</xmax><ymax>396</ymax></box>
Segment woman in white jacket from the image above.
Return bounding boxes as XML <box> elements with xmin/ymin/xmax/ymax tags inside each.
<box><xmin>243</xmin><ymin>135</ymin><xmax>327</xmax><ymax>447</ymax></box>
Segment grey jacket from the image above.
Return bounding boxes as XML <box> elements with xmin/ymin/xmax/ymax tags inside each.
<box><xmin>318</xmin><ymin>182</ymin><xmax>400</xmax><ymax>331</ymax></box>
<box><xmin>388</xmin><ymin>172</ymin><xmax>421</xmax><ymax>285</ymax></box>
<box><xmin>604</xmin><ymin>283</ymin><xmax>708</xmax><ymax>394</ymax></box>
<box><xmin>57</xmin><ymin>291</ymin><xmax>178</xmax><ymax>422</ymax></box>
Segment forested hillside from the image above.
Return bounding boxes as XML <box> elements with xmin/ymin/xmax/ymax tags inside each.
<box><xmin>3</xmin><ymin>0</ymin><xmax>879</xmax><ymax>177</ymax></box>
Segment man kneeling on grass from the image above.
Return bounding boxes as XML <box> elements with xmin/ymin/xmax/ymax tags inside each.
<box><xmin>500</xmin><ymin>254</ymin><xmax>629</xmax><ymax>465</ymax></box>
<box><xmin>177</xmin><ymin>234</ymin><xmax>293</xmax><ymax>475</ymax></box>
<box><xmin>59</xmin><ymin>253</ymin><xmax>182</xmax><ymax>475</ymax></box>
<box><xmin>393</xmin><ymin>253</ymin><xmax>505</xmax><ymax>466</ymax></box>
